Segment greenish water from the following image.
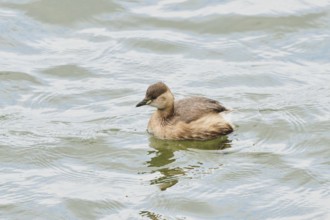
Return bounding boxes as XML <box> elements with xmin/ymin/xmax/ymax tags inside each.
<box><xmin>1</xmin><ymin>0</ymin><xmax>330</xmax><ymax>219</ymax></box>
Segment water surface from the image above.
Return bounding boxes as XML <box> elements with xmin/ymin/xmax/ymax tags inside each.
<box><xmin>1</xmin><ymin>0</ymin><xmax>330</xmax><ymax>219</ymax></box>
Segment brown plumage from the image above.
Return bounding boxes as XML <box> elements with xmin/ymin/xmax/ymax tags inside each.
<box><xmin>136</xmin><ymin>82</ymin><xmax>234</xmax><ymax>140</ymax></box>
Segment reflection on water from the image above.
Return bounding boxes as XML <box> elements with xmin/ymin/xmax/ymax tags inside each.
<box><xmin>147</xmin><ymin>136</ymin><xmax>231</xmax><ymax>190</ymax></box>
<box><xmin>149</xmin><ymin>135</ymin><xmax>232</xmax><ymax>151</ymax></box>
<box><xmin>140</xmin><ymin>210</ymin><xmax>164</xmax><ymax>220</ymax></box>
<box><xmin>149</xmin><ymin>167</ymin><xmax>185</xmax><ymax>191</ymax></box>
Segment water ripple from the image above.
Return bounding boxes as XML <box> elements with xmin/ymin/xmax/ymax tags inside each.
<box><xmin>1</xmin><ymin>0</ymin><xmax>330</xmax><ymax>219</ymax></box>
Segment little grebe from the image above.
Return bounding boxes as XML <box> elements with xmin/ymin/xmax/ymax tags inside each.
<box><xmin>136</xmin><ymin>82</ymin><xmax>233</xmax><ymax>140</ymax></box>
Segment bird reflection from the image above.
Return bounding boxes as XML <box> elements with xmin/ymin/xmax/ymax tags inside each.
<box><xmin>146</xmin><ymin>136</ymin><xmax>231</xmax><ymax>191</ymax></box>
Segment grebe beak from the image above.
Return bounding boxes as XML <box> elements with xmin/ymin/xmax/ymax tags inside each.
<box><xmin>136</xmin><ymin>98</ymin><xmax>151</xmax><ymax>107</ymax></box>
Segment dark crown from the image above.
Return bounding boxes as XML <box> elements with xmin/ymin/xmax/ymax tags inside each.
<box><xmin>146</xmin><ymin>82</ymin><xmax>169</xmax><ymax>99</ymax></box>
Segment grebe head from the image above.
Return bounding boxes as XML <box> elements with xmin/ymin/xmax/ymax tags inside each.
<box><xmin>136</xmin><ymin>82</ymin><xmax>174</xmax><ymax>110</ymax></box>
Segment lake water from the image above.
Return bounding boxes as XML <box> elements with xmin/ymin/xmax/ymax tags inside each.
<box><xmin>1</xmin><ymin>0</ymin><xmax>330</xmax><ymax>219</ymax></box>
